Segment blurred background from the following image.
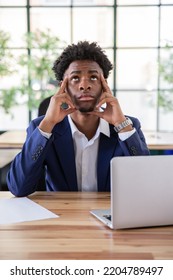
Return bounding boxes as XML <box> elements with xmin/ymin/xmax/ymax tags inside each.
<box><xmin>1</xmin><ymin>0</ymin><xmax>173</xmax><ymax>132</ymax></box>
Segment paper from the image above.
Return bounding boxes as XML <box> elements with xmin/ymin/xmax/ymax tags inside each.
<box><xmin>0</xmin><ymin>197</ymin><xmax>58</xmax><ymax>225</ymax></box>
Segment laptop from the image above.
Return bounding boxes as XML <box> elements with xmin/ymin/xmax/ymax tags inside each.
<box><xmin>90</xmin><ymin>155</ymin><xmax>173</xmax><ymax>229</ymax></box>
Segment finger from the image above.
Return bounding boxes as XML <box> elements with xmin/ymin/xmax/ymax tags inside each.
<box><xmin>100</xmin><ymin>74</ymin><xmax>109</xmax><ymax>91</ymax></box>
<box><xmin>50</xmin><ymin>92</ymin><xmax>75</xmax><ymax>109</ymax></box>
<box><xmin>53</xmin><ymin>83</ymin><xmax>67</xmax><ymax>97</ymax></box>
<box><xmin>64</xmin><ymin>107</ymin><xmax>77</xmax><ymax>115</ymax></box>
<box><xmin>96</xmin><ymin>96</ymin><xmax>115</xmax><ymax>108</ymax></box>
<box><xmin>60</xmin><ymin>95</ymin><xmax>75</xmax><ymax>109</ymax></box>
<box><xmin>100</xmin><ymin>74</ymin><xmax>112</xmax><ymax>95</ymax></box>
<box><xmin>63</xmin><ymin>93</ymin><xmax>76</xmax><ymax>108</ymax></box>
<box><xmin>59</xmin><ymin>77</ymin><xmax>68</xmax><ymax>94</ymax></box>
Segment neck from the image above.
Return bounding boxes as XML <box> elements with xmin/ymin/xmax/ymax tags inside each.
<box><xmin>70</xmin><ymin>111</ymin><xmax>100</xmax><ymax>140</ymax></box>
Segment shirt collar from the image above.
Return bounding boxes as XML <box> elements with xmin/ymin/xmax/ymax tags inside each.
<box><xmin>68</xmin><ymin>115</ymin><xmax>110</xmax><ymax>138</ymax></box>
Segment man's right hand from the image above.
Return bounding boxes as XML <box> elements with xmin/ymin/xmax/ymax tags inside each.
<box><xmin>38</xmin><ymin>78</ymin><xmax>76</xmax><ymax>133</ymax></box>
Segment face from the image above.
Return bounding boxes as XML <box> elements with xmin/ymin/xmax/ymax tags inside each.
<box><xmin>64</xmin><ymin>60</ymin><xmax>103</xmax><ymax>113</ymax></box>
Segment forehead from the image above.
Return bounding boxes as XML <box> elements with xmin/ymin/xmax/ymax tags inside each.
<box><xmin>64</xmin><ymin>60</ymin><xmax>103</xmax><ymax>75</ymax></box>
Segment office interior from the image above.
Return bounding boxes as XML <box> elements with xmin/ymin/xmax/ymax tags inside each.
<box><xmin>1</xmin><ymin>0</ymin><xmax>173</xmax><ymax>191</ymax></box>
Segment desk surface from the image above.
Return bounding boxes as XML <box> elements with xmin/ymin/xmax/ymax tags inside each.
<box><xmin>0</xmin><ymin>192</ymin><xmax>173</xmax><ymax>260</ymax></box>
<box><xmin>0</xmin><ymin>130</ymin><xmax>26</xmax><ymax>149</ymax></box>
<box><xmin>144</xmin><ymin>131</ymin><xmax>173</xmax><ymax>150</ymax></box>
<box><xmin>0</xmin><ymin>149</ymin><xmax>21</xmax><ymax>169</ymax></box>
<box><xmin>1</xmin><ymin>130</ymin><xmax>173</xmax><ymax>150</ymax></box>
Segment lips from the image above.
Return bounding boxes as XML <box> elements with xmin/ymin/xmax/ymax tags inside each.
<box><xmin>77</xmin><ymin>94</ymin><xmax>95</xmax><ymax>101</ymax></box>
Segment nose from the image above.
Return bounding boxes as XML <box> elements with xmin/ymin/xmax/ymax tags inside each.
<box><xmin>79</xmin><ymin>78</ymin><xmax>91</xmax><ymax>91</ymax></box>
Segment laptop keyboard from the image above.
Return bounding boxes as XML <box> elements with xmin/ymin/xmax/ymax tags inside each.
<box><xmin>103</xmin><ymin>214</ymin><xmax>112</xmax><ymax>221</ymax></box>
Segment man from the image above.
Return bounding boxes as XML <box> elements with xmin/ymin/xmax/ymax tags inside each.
<box><xmin>7</xmin><ymin>41</ymin><xmax>150</xmax><ymax>197</ymax></box>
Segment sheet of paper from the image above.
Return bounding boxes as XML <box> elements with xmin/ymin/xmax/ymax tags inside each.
<box><xmin>0</xmin><ymin>197</ymin><xmax>58</xmax><ymax>225</ymax></box>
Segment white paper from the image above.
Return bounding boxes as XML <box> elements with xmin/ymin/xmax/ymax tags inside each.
<box><xmin>0</xmin><ymin>197</ymin><xmax>58</xmax><ymax>225</ymax></box>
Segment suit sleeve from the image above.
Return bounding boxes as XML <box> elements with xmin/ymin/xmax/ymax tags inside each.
<box><xmin>6</xmin><ymin>120</ymin><xmax>53</xmax><ymax>197</ymax></box>
<box><xmin>118</xmin><ymin>117</ymin><xmax>150</xmax><ymax>156</ymax></box>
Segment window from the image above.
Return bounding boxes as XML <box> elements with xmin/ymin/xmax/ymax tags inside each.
<box><xmin>0</xmin><ymin>0</ymin><xmax>173</xmax><ymax>132</ymax></box>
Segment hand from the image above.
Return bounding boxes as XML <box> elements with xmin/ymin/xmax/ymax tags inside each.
<box><xmin>88</xmin><ymin>74</ymin><xmax>127</xmax><ymax>126</ymax></box>
<box><xmin>39</xmin><ymin>78</ymin><xmax>76</xmax><ymax>133</ymax></box>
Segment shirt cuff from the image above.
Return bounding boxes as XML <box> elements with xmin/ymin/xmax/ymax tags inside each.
<box><xmin>38</xmin><ymin>127</ymin><xmax>52</xmax><ymax>139</ymax></box>
<box><xmin>118</xmin><ymin>128</ymin><xmax>136</xmax><ymax>141</ymax></box>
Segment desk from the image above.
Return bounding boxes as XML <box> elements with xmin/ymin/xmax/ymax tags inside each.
<box><xmin>0</xmin><ymin>149</ymin><xmax>21</xmax><ymax>169</ymax></box>
<box><xmin>0</xmin><ymin>130</ymin><xmax>26</xmax><ymax>149</ymax></box>
<box><xmin>0</xmin><ymin>192</ymin><xmax>173</xmax><ymax>260</ymax></box>
<box><xmin>1</xmin><ymin>130</ymin><xmax>173</xmax><ymax>150</ymax></box>
<box><xmin>144</xmin><ymin>132</ymin><xmax>173</xmax><ymax>150</ymax></box>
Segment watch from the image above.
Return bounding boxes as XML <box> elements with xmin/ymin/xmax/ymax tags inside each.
<box><xmin>114</xmin><ymin>117</ymin><xmax>133</xmax><ymax>133</ymax></box>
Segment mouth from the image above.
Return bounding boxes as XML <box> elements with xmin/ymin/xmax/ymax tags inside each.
<box><xmin>77</xmin><ymin>94</ymin><xmax>95</xmax><ymax>101</ymax></box>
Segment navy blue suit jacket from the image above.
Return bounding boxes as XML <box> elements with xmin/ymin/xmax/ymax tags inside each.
<box><xmin>7</xmin><ymin>116</ymin><xmax>150</xmax><ymax>196</ymax></box>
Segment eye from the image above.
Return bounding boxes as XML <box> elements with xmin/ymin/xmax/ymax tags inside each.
<box><xmin>90</xmin><ymin>75</ymin><xmax>98</xmax><ymax>81</ymax></box>
<box><xmin>71</xmin><ymin>76</ymin><xmax>79</xmax><ymax>81</ymax></box>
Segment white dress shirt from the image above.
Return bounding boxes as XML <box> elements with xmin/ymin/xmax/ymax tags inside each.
<box><xmin>68</xmin><ymin>116</ymin><xmax>110</xmax><ymax>191</ymax></box>
<box><xmin>38</xmin><ymin>116</ymin><xmax>136</xmax><ymax>191</ymax></box>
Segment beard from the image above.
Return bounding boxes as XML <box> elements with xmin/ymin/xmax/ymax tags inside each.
<box><xmin>75</xmin><ymin>100</ymin><xmax>98</xmax><ymax>113</ymax></box>
<box><xmin>69</xmin><ymin>92</ymin><xmax>102</xmax><ymax>113</ymax></box>
<box><xmin>79</xmin><ymin>107</ymin><xmax>94</xmax><ymax>113</ymax></box>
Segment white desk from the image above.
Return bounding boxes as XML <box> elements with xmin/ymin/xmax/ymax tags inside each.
<box><xmin>144</xmin><ymin>131</ymin><xmax>173</xmax><ymax>150</ymax></box>
<box><xmin>1</xmin><ymin>130</ymin><xmax>173</xmax><ymax>150</ymax></box>
<box><xmin>0</xmin><ymin>149</ymin><xmax>21</xmax><ymax>169</ymax></box>
<box><xmin>0</xmin><ymin>130</ymin><xmax>26</xmax><ymax>149</ymax></box>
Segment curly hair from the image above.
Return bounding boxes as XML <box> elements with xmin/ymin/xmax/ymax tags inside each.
<box><xmin>52</xmin><ymin>41</ymin><xmax>113</xmax><ymax>83</ymax></box>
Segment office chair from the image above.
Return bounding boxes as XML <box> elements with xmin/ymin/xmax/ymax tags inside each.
<box><xmin>38</xmin><ymin>76</ymin><xmax>59</xmax><ymax>115</ymax></box>
<box><xmin>38</xmin><ymin>95</ymin><xmax>52</xmax><ymax>116</ymax></box>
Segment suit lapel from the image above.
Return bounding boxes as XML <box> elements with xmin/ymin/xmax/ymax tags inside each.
<box><xmin>52</xmin><ymin>120</ymin><xmax>118</xmax><ymax>192</ymax></box>
<box><xmin>97</xmin><ymin>127</ymin><xmax>118</xmax><ymax>191</ymax></box>
<box><xmin>52</xmin><ymin>118</ymin><xmax>78</xmax><ymax>191</ymax></box>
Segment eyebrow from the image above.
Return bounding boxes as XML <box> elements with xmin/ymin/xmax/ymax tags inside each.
<box><xmin>70</xmin><ymin>70</ymin><xmax>99</xmax><ymax>75</ymax></box>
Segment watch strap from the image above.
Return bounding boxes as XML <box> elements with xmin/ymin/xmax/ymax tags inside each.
<box><xmin>114</xmin><ymin>117</ymin><xmax>133</xmax><ymax>133</ymax></box>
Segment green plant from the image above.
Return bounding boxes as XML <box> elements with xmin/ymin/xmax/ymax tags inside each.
<box><xmin>0</xmin><ymin>31</ymin><xmax>18</xmax><ymax>114</ymax></box>
<box><xmin>0</xmin><ymin>29</ymin><xmax>64</xmax><ymax>114</ymax></box>
<box><xmin>159</xmin><ymin>44</ymin><xmax>173</xmax><ymax>112</ymax></box>
<box><xmin>0</xmin><ymin>30</ymin><xmax>15</xmax><ymax>77</ymax></box>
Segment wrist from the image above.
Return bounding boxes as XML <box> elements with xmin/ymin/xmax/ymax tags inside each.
<box><xmin>118</xmin><ymin>125</ymin><xmax>133</xmax><ymax>133</ymax></box>
<box><xmin>39</xmin><ymin>119</ymin><xmax>56</xmax><ymax>133</ymax></box>
<box><xmin>114</xmin><ymin>117</ymin><xmax>133</xmax><ymax>133</ymax></box>
<box><xmin>113</xmin><ymin>117</ymin><xmax>126</xmax><ymax>127</ymax></box>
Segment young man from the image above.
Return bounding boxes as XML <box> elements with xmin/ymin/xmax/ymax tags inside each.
<box><xmin>7</xmin><ymin>41</ymin><xmax>150</xmax><ymax>196</ymax></box>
